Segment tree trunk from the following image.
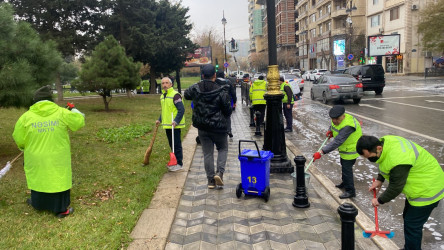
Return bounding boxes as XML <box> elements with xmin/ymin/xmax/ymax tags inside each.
<box><xmin>103</xmin><ymin>95</ymin><xmax>109</xmax><ymax>112</ymax></box>
<box><xmin>149</xmin><ymin>67</ymin><xmax>157</xmax><ymax>94</ymax></box>
<box><xmin>126</xmin><ymin>88</ymin><xmax>133</xmax><ymax>98</ymax></box>
<box><xmin>176</xmin><ymin>69</ymin><xmax>181</xmax><ymax>94</ymax></box>
<box><xmin>56</xmin><ymin>72</ymin><xmax>63</xmax><ymax>102</ymax></box>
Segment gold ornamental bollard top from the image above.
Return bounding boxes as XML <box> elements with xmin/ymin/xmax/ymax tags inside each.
<box><xmin>266</xmin><ymin>65</ymin><xmax>282</xmax><ymax>95</ymax></box>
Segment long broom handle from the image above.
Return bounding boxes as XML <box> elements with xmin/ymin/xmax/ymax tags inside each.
<box><xmin>305</xmin><ymin>137</ymin><xmax>330</xmax><ymax>172</ymax></box>
<box><xmin>372</xmin><ymin>178</ymin><xmax>380</xmax><ymax>231</ymax></box>
<box><xmin>171</xmin><ymin>112</ymin><xmax>174</xmax><ymax>154</ymax></box>
<box><xmin>10</xmin><ymin>152</ymin><xmax>24</xmax><ymax>164</ymax></box>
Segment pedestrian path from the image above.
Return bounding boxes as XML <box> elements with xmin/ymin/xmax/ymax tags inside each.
<box><xmin>128</xmin><ymin>90</ymin><xmax>398</xmax><ymax>250</ymax></box>
<box><xmin>164</xmin><ymin>103</ymin><xmax>381</xmax><ymax>250</ymax></box>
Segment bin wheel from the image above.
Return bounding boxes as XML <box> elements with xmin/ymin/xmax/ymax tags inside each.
<box><xmin>236</xmin><ymin>183</ymin><xmax>243</xmax><ymax>198</ymax></box>
<box><xmin>263</xmin><ymin>186</ymin><xmax>270</xmax><ymax>202</ymax></box>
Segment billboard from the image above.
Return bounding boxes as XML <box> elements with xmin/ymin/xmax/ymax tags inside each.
<box><xmin>368</xmin><ymin>35</ymin><xmax>400</xmax><ymax>56</ymax></box>
<box><xmin>333</xmin><ymin>39</ymin><xmax>345</xmax><ymax>56</ymax></box>
<box><xmin>184</xmin><ymin>46</ymin><xmax>212</xmax><ymax>67</ymax></box>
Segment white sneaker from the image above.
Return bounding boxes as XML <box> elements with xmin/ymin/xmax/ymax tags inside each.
<box><xmin>169</xmin><ymin>165</ymin><xmax>183</xmax><ymax>172</ymax></box>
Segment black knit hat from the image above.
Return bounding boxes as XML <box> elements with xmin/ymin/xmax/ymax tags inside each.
<box><xmin>33</xmin><ymin>85</ymin><xmax>53</xmax><ymax>102</ymax></box>
<box><xmin>329</xmin><ymin>105</ymin><xmax>345</xmax><ymax>118</ymax></box>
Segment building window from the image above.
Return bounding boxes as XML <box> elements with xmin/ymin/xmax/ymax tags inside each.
<box><xmin>390</xmin><ymin>7</ymin><xmax>399</xmax><ymax>21</ymax></box>
<box><xmin>319</xmin><ymin>24</ymin><xmax>323</xmax><ymax>34</ymax></box>
<box><xmin>373</xmin><ymin>0</ymin><xmax>378</xmax><ymax>5</ymax></box>
<box><xmin>311</xmin><ymin>14</ymin><xmax>316</xmax><ymax>22</ymax></box>
<box><xmin>319</xmin><ymin>9</ymin><xmax>323</xmax><ymax>17</ymax></box>
<box><xmin>327</xmin><ymin>4</ymin><xmax>331</xmax><ymax>13</ymax></box>
<box><xmin>371</xmin><ymin>15</ymin><xmax>380</xmax><ymax>27</ymax></box>
<box><xmin>311</xmin><ymin>28</ymin><xmax>316</xmax><ymax>38</ymax></box>
<box><xmin>327</xmin><ymin>22</ymin><xmax>331</xmax><ymax>31</ymax></box>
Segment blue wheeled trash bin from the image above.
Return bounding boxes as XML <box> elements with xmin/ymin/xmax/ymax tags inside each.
<box><xmin>236</xmin><ymin>140</ymin><xmax>274</xmax><ymax>202</ymax></box>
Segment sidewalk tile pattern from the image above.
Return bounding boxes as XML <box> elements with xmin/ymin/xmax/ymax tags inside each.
<box><xmin>166</xmin><ymin>94</ymin><xmax>368</xmax><ymax>250</ymax></box>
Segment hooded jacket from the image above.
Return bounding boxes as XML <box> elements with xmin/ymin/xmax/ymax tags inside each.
<box><xmin>184</xmin><ymin>80</ymin><xmax>232</xmax><ymax>133</ymax></box>
<box><xmin>13</xmin><ymin>100</ymin><xmax>85</xmax><ymax>193</ymax></box>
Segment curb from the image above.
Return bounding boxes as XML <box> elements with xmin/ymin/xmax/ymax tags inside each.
<box><xmin>127</xmin><ymin>126</ymin><xmax>198</xmax><ymax>250</ymax></box>
<box><xmin>286</xmin><ymin>140</ymin><xmax>400</xmax><ymax>250</ymax></box>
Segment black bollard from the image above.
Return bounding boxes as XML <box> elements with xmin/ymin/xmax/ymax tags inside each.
<box><xmin>249</xmin><ymin>106</ymin><xmax>255</xmax><ymax>127</ymax></box>
<box><xmin>292</xmin><ymin>155</ymin><xmax>310</xmax><ymax>208</ymax></box>
<box><xmin>255</xmin><ymin>111</ymin><xmax>262</xmax><ymax>136</ymax></box>
<box><xmin>337</xmin><ymin>203</ymin><xmax>358</xmax><ymax>250</ymax></box>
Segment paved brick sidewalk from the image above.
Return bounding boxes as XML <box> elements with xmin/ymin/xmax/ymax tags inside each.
<box><xmin>162</xmin><ymin>99</ymin><xmax>380</xmax><ymax>250</ymax></box>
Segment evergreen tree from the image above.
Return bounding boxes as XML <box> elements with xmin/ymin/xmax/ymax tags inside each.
<box><xmin>0</xmin><ymin>3</ymin><xmax>62</xmax><ymax>108</ymax></box>
<box><xmin>103</xmin><ymin>0</ymin><xmax>197</xmax><ymax>93</ymax></box>
<box><xmin>74</xmin><ymin>35</ymin><xmax>141</xmax><ymax>111</ymax></box>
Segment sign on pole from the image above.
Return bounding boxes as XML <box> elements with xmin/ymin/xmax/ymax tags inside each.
<box><xmin>223</xmin><ymin>62</ymin><xmax>229</xmax><ymax>68</ymax></box>
<box><xmin>347</xmin><ymin>54</ymin><xmax>354</xmax><ymax>60</ymax></box>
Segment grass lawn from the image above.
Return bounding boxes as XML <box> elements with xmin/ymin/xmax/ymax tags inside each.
<box><xmin>178</xmin><ymin>76</ymin><xmax>200</xmax><ymax>89</ymax></box>
<box><xmin>0</xmin><ymin>93</ymin><xmax>192</xmax><ymax>248</ymax></box>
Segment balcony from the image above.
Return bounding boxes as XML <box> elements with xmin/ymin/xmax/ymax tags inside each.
<box><xmin>317</xmin><ymin>13</ymin><xmax>331</xmax><ymax>22</ymax></box>
<box><xmin>331</xmin><ymin>7</ymin><xmax>347</xmax><ymax>18</ymax></box>
<box><xmin>331</xmin><ymin>27</ymin><xmax>346</xmax><ymax>36</ymax></box>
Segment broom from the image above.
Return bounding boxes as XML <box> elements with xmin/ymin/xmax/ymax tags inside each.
<box><xmin>143</xmin><ymin>123</ymin><xmax>160</xmax><ymax>165</ymax></box>
<box><xmin>0</xmin><ymin>152</ymin><xmax>23</xmax><ymax>180</ymax></box>
<box><xmin>363</xmin><ymin>178</ymin><xmax>395</xmax><ymax>239</ymax></box>
<box><xmin>167</xmin><ymin>113</ymin><xmax>178</xmax><ymax>169</ymax></box>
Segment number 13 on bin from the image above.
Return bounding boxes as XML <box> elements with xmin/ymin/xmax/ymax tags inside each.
<box><xmin>248</xmin><ymin>176</ymin><xmax>257</xmax><ymax>184</ymax></box>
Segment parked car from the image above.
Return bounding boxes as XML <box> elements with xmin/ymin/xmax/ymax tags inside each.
<box><xmin>343</xmin><ymin>64</ymin><xmax>385</xmax><ymax>94</ymax></box>
<box><xmin>302</xmin><ymin>70</ymin><xmax>312</xmax><ymax>81</ymax></box>
<box><xmin>310</xmin><ymin>69</ymin><xmax>329</xmax><ymax>81</ymax></box>
<box><xmin>283</xmin><ymin>74</ymin><xmax>305</xmax><ymax>92</ymax></box>
<box><xmin>310</xmin><ymin>75</ymin><xmax>363</xmax><ymax>104</ymax></box>
<box><xmin>242</xmin><ymin>73</ymin><xmax>251</xmax><ymax>85</ymax></box>
<box><xmin>290</xmin><ymin>69</ymin><xmax>301</xmax><ymax>76</ymax></box>
<box><xmin>329</xmin><ymin>69</ymin><xmax>345</xmax><ymax>75</ymax></box>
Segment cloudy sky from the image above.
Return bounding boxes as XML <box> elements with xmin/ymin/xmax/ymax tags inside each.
<box><xmin>180</xmin><ymin>0</ymin><xmax>250</xmax><ymax>40</ymax></box>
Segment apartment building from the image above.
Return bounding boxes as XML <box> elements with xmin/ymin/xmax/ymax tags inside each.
<box><xmin>296</xmin><ymin>0</ymin><xmax>366</xmax><ymax>70</ymax></box>
<box><xmin>366</xmin><ymin>0</ymin><xmax>435</xmax><ymax>74</ymax></box>
<box><xmin>248</xmin><ymin>0</ymin><xmax>266</xmax><ymax>54</ymax></box>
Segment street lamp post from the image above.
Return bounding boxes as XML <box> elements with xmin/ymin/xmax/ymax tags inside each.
<box><xmin>221</xmin><ymin>11</ymin><xmax>227</xmax><ymax>74</ymax></box>
<box><xmin>346</xmin><ymin>1</ymin><xmax>357</xmax><ymax>67</ymax></box>
<box><xmin>263</xmin><ymin>0</ymin><xmax>292</xmax><ymax>173</ymax></box>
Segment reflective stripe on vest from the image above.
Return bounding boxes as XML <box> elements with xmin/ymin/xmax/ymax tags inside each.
<box><xmin>250</xmin><ymin>80</ymin><xmax>267</xmax><ymax>105</ymax></box>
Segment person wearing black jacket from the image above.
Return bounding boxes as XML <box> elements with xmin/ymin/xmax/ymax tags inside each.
<box><xmin>215</xmin><ymin>70</ymin><xmax>236</xmax><ymax>137</ymax></box>
<box><xmin>184</xmin><ymin>65</ymin><xmax>232</xmax><ymax>189</ymax></box>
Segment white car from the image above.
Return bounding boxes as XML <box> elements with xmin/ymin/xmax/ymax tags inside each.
<box><xmin>310</xmin><ymin>69</ymin><xmax>329</xmax><ymax>81</ymax></box>
<box><xmin>302</xmin><ymin>70</ymin><xmax>311</xmax><ymax>81</ymax></box>
<box><xmin>283</xmin><ymin>74</ymin><xmax>305</xmax><ymax>93</ymax></box>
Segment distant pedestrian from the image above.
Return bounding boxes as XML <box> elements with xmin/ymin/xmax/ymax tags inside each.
<box><xmin>312</xmin><ymin>105</ymin><xmax>362</xmax><ymax>199</ymax></box>
<box><xmin>184</xmin><ymin>65</ymin><xmax>232</xmax><ymax>189</ymax></box>
<box><xmin>279</xmin><ymin>76</ymin><xmax>294</xmax><ymax>132</ymax></box>
<box><xmin>156</xmin><ymin>77</ymin><xmax>185</xmax><ymax>172</ymax></box>
<box><xmin>357</xmin><ymin>135</ymin><xmax>444</xmax><ymax>250</ymax></box>
<box><xmin>216</xmin><ymin>69</ymin><xmax>236</xmax><ymax>138</ymax></box>
<box><xmin>249</xmin><ymin>75</ymin><xmax>267</xmax><ymax>130</ymax></box>
<box><xmin>13</xmin><ymin>85</ymin><xmax>85</xmax><ymax>218</ymax></box>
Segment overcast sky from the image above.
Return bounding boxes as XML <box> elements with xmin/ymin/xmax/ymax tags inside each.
<box><xmin>180</xmin><ymin>0</ymin><xmax>250</xmax><ymax>41</ymax></box>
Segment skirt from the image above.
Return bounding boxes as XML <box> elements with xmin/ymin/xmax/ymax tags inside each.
<box><xmin>30</xmin><ymin>189</ymin><xmax>70</xmax><ymax>214</ymax></box>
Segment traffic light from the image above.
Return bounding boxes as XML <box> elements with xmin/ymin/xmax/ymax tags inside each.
<box><xmin>359</xmin><ymin>48</ymin><xmax>366</xmax><ymax>64</ymax></box>
<box><xmin>231</xmin><ymin>38</ymin><xmax>236</xmax><ymax>50</ymax></box>
<box><xmin>215</xmin><ymin>58</ymin><xmax>219</xmax><ymax>71</ymax></box>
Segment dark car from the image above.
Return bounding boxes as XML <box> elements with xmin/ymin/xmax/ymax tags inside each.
<box><xmin>310</xmin><ymin>75</ymin><xmax>364</xmax><ymax>104</ymax></box>
<box><xmin>242</xmin><ymin>73</ymin><xmax>251</xmax><ymax>84</ymax></box>
<box><xmin>343</xmin><ymin>64</ymin><xmax>385</xmax><ymax>94</ymax></box>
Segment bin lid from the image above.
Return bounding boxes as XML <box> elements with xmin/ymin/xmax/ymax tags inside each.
<box><xmin>239</xmin><ymin>149</ymin><xmax>273</xmax><ymax>160</ymax></box>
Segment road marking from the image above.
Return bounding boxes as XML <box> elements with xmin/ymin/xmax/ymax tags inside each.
<box><xmin>380</xmin><ymin>100</ymin><xmax>444</xmax><ymax>112</ymax></box>
<box><xmin>345</xmin><ymin>110</ymin><xmax>444</xmax><ymax>144</ymax></box>
<box><xmin>361</xmin><ymin>94</ymin><xmax>444</xmax><ymax>101</ymax></box>
<box><xmin>358</xmin><ymin>104</ymin><xmax>386</xmax><ymax>110</ymax></box>
<box><xmin>425</xmin><ymin>100</ymin><xmax>444</xmax><ymax>104</ymax></box>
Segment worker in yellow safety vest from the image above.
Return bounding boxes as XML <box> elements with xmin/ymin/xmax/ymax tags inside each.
<box><xmin>249</xmin><ymin>75</ymin><xmax>267</xmax><ymax>131</ymax></box>
<box><xmin>357</xmin><ymin>135</ymin><xmax>444</xmax><ymax>250</ymax></box>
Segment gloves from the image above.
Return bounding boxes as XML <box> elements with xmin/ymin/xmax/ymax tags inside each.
<box><xmin>66</xmin><ymin>102</ymin><xmax>75</xmax><ymax>110</ymax></box>
<box><xmin>313</xmin><ymin>152</ymin><xmax>322</xmax><ymax>162</ymax></box>
<box><xmin>326</xmin><ymin>130</ymin><xmax>333</xmax><ymax>138</ymax></box>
